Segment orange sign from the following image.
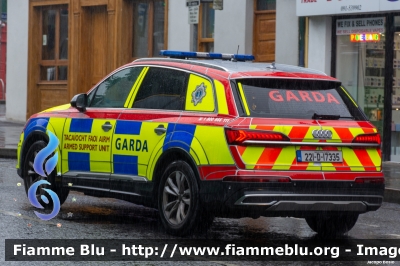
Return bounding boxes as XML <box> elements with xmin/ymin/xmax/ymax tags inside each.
<box><xmin>350</xmin><ymin>33</ymin><xmax>380</xmax><ymax>42</ymax></box>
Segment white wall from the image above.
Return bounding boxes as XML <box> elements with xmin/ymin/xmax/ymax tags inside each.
<box><xmin>168</xmin><ymin>0</ymin><xmax>191</xmax><ymax>51</ymax></box>
<box><xmin>308</xmin><ymin>16</ymin><xmax>332</xmax><ymax>75</ymax></box>
<box><xmin>276</xmin><ymin>0</ymin><xmax>298</xmax><ymax>65</ymax></box>
<box><xmin>6</xmin><ymin>0</ymin><xmax>29</xmax><ymax>122</ymax></box>
<box><xmin>214</xmin><ymin>0</ymin><xmax>253</xmax><ymax>55</ymax></box>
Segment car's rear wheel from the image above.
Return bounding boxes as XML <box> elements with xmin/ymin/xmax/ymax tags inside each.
<box><xmin>23</xmin><ymin>140</ymin><xmax>69</xmax><ymax>208</ymax></box>
<box><xmin>158</xmin><ymin>160</ymin><xmax>203</xmax><ymax>236</ymax></box>
<box><xmin>305</xmin><ymin>212</ymin><xmax>359</xmax><ymax>237</ymax></box>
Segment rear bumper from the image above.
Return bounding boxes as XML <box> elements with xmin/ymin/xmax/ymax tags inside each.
<box><xmin>200</xmin><ymin>174</ymin><xmax>384</xmax><ymax>218</ymax></box>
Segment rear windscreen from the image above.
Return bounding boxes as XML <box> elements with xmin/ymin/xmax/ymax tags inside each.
<box><xmin>235</xmin><ymin>79</ymin><xmax>366</xmax><ymax>120</ymax></box>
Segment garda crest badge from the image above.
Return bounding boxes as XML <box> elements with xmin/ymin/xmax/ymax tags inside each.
<box><xmin>192</xmin><ymin>83</ymin><xmax>207</xmax><ymax>106</ymax></box>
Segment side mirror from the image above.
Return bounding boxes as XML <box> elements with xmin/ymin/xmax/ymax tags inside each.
<box><xmin>70</xmin><ymin>93</ymin><xmax>88</xmax><ymax>112</ymax></box>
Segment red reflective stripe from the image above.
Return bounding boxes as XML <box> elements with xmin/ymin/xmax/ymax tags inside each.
<box><xmin>334</xmin><ymin>128</ymin><xmax>354</xmax><ymax>142</ymax></box>
<box><xmin>288</xmin><ymin>126</ymin><xmax>309</xmax><ymax>140</ymax></box>
<box><xmin>256</xmin><ymin>147</ymin><xmax>283</xmax><ymax>169</ymax></box>
<box><xmin>290</xmin><ymin>157</ymin><xmax>309</xmax><ymax>171</ymax></box>
<box><xmin>353</xmin><ymin>149</ymin><xmax>374</xmax><ymax>168</ymax></box>
<box><xmin>254</xmin><ymin>125</ymin><xmax>275</xmax><ymax>131</ymax></box>
<box><xmin>237</xmin><ymin>145</ymin><xmax>246</xmax><ymax>156</ymax></box>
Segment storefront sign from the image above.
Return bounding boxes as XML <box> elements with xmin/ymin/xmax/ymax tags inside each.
<box><xmin>297</xmin><ymin>0</ymin><xmax>400</xmax><ymax>16</ymax></box>
<box><xmin>188</xmin><ymin>6</ymin><xmax>199</xmax><ymax>24</ymax></box>
<box><xmin>186</xmin><ymin>0</ymin><xmax>200</xmax><ymax>7</ymax></box>
<box><xmin>350</xmin><ymin>33</ymin><xmax>381</xmax><ymax>42</ymax></box>
<box><xmin>336</xmin><ymin>18</ymin><xmax>385</xmax><ymax>35</ymax></box>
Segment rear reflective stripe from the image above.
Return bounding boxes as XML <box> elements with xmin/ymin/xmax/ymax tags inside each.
<box><xmin>242</xmin><ymin>147</ymin><xmax>265</xmax><ymax>169</ymax></box>
<box><xmin>288</xmin><ymin>126</ymin><xmax>309</xmax><ymax>140</ymax></box>
<box><xmin>333</xmin><ymin>127</ymin><xmax>353</xmax><ymax>141</ymax></box>
<box><xmin>366</xmin><ymin>149</ymin><xmax>382</xmax><ymax>171</ymax></box>
<box><xmin>255</xmin><ymin>147</ymin><xmax>283</xmax><ymax>169</ymax></box>
<box><xmin>353</xmin><ymin>149</ymin><xmax>375</xmax><ymax>168</ymax></box>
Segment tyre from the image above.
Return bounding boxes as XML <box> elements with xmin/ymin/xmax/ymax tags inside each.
<box><xmin>158</xmin><ymin>160</ymin><xmax>203</xmax><ymax>236</ymax></box>
<box><xmin>23</xmin><ymin>140</ymin><xmax>69</xmax><ymax>208</ymax></box>
<box><xmin>305</xmin><ymin>213</ymin><xmax>359</xmax><ymax>237</ymax></box>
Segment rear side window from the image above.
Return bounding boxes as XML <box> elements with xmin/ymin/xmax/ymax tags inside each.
<box><xmin>235</xmin><ymin>79</ymin><xmax>366</xmax><ymax>120</ymax></box>
<box><xmin>132</xmin><ymin>67</ymin><xmax>189</xmax><ymax>110</ymax></box>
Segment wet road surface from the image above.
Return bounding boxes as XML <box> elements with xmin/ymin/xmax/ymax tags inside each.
<box><xmin>1</xmin><ymin>158</ymin><xmax>400</xmax><ymax>265</ymax></box>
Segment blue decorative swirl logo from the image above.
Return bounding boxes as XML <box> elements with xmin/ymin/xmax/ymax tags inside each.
<box><xmin>28</xmin><ymin>131</ymin><xmax>60</xmax><ymax>221</ymax></box>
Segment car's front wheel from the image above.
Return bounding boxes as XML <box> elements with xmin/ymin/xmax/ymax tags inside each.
<box><xmin>23</xmin><ymin>140</ymin><xmax>69</xmax><ymax>208</ymax></box>
<box><xmin>305</xmin><ymin>212</ymin><xmax>359</xmax><ymax>237</ymax></box>
<box><xmin>158</xmin><ymin>160</ymin><xmax>203</xmax><ymax>236</ymax></box>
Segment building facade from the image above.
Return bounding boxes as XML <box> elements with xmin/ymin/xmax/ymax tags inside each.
<box><xmin>8</xmin><ymin>0</ymin><xmax>294</xmax><ymax>123</ymax></box>
<box><xmin>296</xmin><ymin>0</ymin><xmax>400</xmax><ymax>162</ymax></box>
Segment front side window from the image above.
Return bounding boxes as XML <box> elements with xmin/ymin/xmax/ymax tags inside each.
<box><xmin>236</xmin><ymin>79</ymin><xmax>366</xmax><ymax>120</ymax></box>
<box><xmin>132</xmin><ymin>0</ymin><xmax>166</xmax><ymax>58</ymax></box>
<box><xmin>40</xmin><ymin>6</ymin><xmax>68</xmax><ymax>81</ymax></box>
<box><xmin>132</xmin><ymin>67</ymin><xmax>188</xmax><ymax>110</ymax></box>
<box><xmin>89</xmin><ymin>67</ymin><xmax>143</xmax><ymax>108</ymax></box>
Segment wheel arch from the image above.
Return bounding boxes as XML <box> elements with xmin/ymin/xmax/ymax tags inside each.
<box><xmin>151</xmin><ymin>147</ymin><xmax>201</xmax><ymax>204</ymax></box>
<box><xmin>20</xmin><ymin>130</ymin><xmax>49</xmax><ymax>172</ymax></box>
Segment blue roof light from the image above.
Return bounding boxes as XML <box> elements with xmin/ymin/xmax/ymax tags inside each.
<box><xmin>159</xmin><ymin>50</ymin><xmax>255</xmax><ymax>61</ymax></box>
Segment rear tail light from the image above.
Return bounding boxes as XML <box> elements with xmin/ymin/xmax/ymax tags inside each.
<box><xmin>352</xmin><ymin>133</ymin><xmax>381</xmax><ymax>145</ymax></box>
<box><xmin>223</xmin><ymin>176</ymin><xmax>291</xmax><ymax>183</ymax></box>
<box><xmin>354</xmin><ymin>177</ymin><xmax>384</xmax><ymax>184</ymax></box>
<box><xmin>225</xmin><ymin>129</ymin><xmax>290</xmax><ymax>145</ymax></box>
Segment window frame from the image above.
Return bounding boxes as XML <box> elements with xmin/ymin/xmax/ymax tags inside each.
<box><xmin>39</xmin><ymin>5</ymin><xmax>69</xmax><ymax>83</ymax></box>
<box><xmin>197</xmin><ymin>2</ymin><xmax>214</xmax><ymax>52</ymax></box>
<box><xmin>131</xmin><ymin>66</ymin><xmax>190</xmax><ymax>111</ymax></box>
<box><xmin>131</xmin><ymin>0</ymin><xmax>168</xmax><ymax>60</ymax></box>
<box><xmin>87</xmin><ymin>66</ymin><xmax>145</xmax><ymax>108</ymax></box>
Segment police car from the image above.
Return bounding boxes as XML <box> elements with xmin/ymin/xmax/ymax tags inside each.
<box><xmin>17</xmin><ymin>50</ymin><xmax>384</xmax><ymax>236</ymax></box>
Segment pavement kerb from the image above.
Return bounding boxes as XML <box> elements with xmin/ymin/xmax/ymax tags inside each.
<box><xmin>0</xmin><ymin>147</ymin><xmax>399</xmax><ymax>204</ymax></box>
<box><xmin>0</xmin><ymin>148</ymin><xmax>17</xmax><ymax>159</ymax></box>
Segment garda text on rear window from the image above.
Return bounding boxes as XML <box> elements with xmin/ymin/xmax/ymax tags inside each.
<box><xmin>10</xmin><ymin>243</ymin><xmax>400</xmax><ymax>261</ymax></box>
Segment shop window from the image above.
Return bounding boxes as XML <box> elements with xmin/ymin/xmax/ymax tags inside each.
<box><xmin>40</xmin><ymin>6</ymin><xmax>68</xmax><ymax>81</ymax></box>
<box><xmin>198</xmin><ymin>2</ymin><xmax>214</xmax><ymax>52</ymax></box>
<box><xmin>132</xmin><ymin>0</ymin><xmax>166</xmax><ymax>58</ymax></box>
<box><xmin>335</xmin><ymin>17</ymin><xmax>386</xmax><ymax>135</ymax></box>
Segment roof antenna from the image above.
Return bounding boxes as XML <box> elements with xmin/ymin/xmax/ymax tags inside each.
<box><xmin>230</xmin><ymin>45</ymin><xmax>239</xmax><ymax>62</ymax></box>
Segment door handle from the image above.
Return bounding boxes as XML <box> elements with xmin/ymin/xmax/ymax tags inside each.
<box><xmin>154</xmin><ymin>125</ymin><xmax>167</xmax><ymax>135</ymax></box>
<box><xmin>102</xmin><ymin>122</ymin><xmax>113</xmax><ymax>132</ymax></box>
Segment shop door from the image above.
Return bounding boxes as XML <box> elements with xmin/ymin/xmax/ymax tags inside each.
<box><xmin>253</xmin><ymin>11</ymin><xmax>276</xmax><ymax>62</ymax></box>
<box><xmin>83</xmin><ymin>6</ymin><xmax>108</xmax><ymax>88</ymax></box>
<box><xmin>391</xmin><ymin>17</ymin><xmax>400</xmax><ymax>162</ymax></box>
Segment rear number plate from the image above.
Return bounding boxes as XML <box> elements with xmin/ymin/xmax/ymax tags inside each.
<box><xmin>296</xmin><ymin>150</ymin><xmax>343</xmax><ymax>162</ymax></box>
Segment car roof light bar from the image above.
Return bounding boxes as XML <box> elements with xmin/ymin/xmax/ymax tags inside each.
<box><xmin>159</xmin><ymin>50</ymin><xmax>255</xmax><ymax>61</ymax></box>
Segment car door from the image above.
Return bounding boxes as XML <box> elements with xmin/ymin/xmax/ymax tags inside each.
<box><xmin>62</xmin><ymin>66</ymin><xmax>145</xmax><ymax>191</ymax></box>
<box><xmin>110</xmin><ymin>66</ymin><xmax>189</xmax><ymax>194</ymax></box>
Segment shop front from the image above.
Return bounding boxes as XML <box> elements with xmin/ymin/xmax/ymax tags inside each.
<box><xmin>297</xmin><ymin>0</ymin><xmax>400</xmax><ymax>162</ymax></box>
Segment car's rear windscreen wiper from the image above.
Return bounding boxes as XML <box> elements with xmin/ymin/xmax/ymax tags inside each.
<box><xmin>312</xmin><ymin>113</ymin><xmax>354</xmax><ymax>120</ymax></box>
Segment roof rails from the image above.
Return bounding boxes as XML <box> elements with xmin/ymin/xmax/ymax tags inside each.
<box><xmin>159</xmin><ymin>50</ymin><xmax>255</xmax><ymax>62</ymax></box>
<box><xmin>268</xmin><ymin>63</ymin><xmax>328</xmax><ymax>76</ymax></box>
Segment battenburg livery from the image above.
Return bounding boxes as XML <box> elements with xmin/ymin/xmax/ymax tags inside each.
<box><xmin>17</xmin><ymin>50</ymin><xmax>384</xmax><ymax>236</ymax></box>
